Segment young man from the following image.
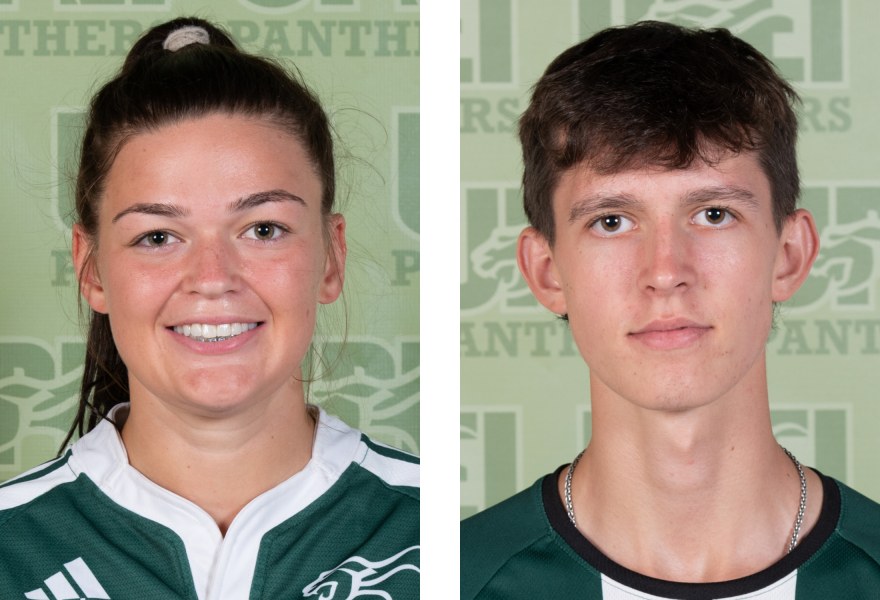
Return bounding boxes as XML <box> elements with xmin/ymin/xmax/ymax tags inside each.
<box><xmin>460</xmin><ymin>21</ymin><xmax>880</xmax><ymax>599</ymax></box>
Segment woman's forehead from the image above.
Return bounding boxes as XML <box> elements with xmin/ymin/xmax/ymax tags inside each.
<box><xmin>102</xmin><ymin>114</ymin><xmax>321</xmax><ymax>211</ymax></box>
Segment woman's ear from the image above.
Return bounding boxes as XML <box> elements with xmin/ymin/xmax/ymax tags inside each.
<box><xmin>771</xmin><ymin>209</ymin><xmax>820</xmax><ymax>302</ymax></box>
<box><xmin>318</xmin><ymin>213</ymin><xmax>347</xmax><ymax>304</ymax></box>
<box><xmin>72</xmin><ymin>224</ymin><xmax>108</xmax><ymax>314</ymax></box>
<box><xmin>517</xmin><ymin>227</ymin><xmax>568</xmax><ymax>315</ymax></box>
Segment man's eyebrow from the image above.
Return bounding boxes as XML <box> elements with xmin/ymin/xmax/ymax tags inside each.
<box><xmin>567</xmin><ymin>186</ymin><xmax>760</xmax><ymax>224</ymax></box>
<box><xmin>229</xmin><ymin>189</ymin><xmax>307</xmax><ymax>212</ymax></box>
<box><xmin>568</xmin><ymin>193</ymin><xmax>643</xmax><ymax>224</ymax></box>
<box><xmin>112</xmin><ymin>203</ymin><xmax>189</xmax><ymax>223</ymax></box>
<box><xmin>682</xmin><ymin>185</ymin><xmax>759</xmax><ymax>209</ymax></box>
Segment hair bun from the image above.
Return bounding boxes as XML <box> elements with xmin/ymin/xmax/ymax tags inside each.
<box><xmin>163</xmin><ymin>25</ymin><xmax>210</xmax><ymax>52</ymax></box>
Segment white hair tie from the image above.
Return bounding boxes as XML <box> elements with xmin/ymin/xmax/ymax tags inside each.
<box><xmin>163</xmin><ymin>26</ymin><xmax>210</xmax><ymax>52</ymax></box>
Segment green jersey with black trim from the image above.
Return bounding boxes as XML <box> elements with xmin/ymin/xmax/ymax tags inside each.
<box><xmin>461</xmin><ymin>466</ymin><xmax>880</xmax><ymax>599</ymax></box>
<box><xmin>0</xmin><ymin>404</ymin><xmax>419</xmax><ymax>600</ymax></box>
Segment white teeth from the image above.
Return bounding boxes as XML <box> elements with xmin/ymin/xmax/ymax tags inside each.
<box><xmin>173</xmin><ymin>322</ymin><xmax>258</xmax><ymax>342</ymax></box>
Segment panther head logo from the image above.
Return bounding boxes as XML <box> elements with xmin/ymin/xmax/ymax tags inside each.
<box><xmin>302</xmin><ymin>545</ymin><xmax>420</xmax><ymax>600</ymax></box>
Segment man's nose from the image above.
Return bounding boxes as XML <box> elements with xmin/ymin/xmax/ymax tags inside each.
<box><xmin>637</xmin><ymin>222</ymin><xmax>696</xmax><ymax>294</ymax></box>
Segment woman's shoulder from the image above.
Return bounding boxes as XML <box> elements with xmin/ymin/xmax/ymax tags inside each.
<box><xmin>315</xmin><ymin>409</ymin><xmax>419</xmax><ymax>501</ymax></box>
<box><xmin>356</xmin><ymin>431</ymin><xmax>420</xmax><ymax>500</ymax></box>
<box><xmin>0</xmin><ymin>414</ymin><xmax>131</xmax><ymax>531</ymax></box>
<box><xmin>0</xmin><ymin>451</ymin><xmax>78</xmax><ymax>510</ymax></box>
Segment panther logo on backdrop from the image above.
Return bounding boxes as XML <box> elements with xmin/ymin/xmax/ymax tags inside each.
<box><xmin>310</xmin><ymin>338</ymin><xmax>419</xmax><ymax>454</ymax></box>
<box><xmin>788</xmin><ymin>184</ymin><xmax>880</xmax><ymax>314</ymax></box>
<box><xmin>460</xmin><ymin>184</ymin><xmax>538</xmax><ymax>316</ymax></box>
<box><xmin>0</xmin><ymin>338</ymin><xmax>84</xmax><ymax>482</ymax></box>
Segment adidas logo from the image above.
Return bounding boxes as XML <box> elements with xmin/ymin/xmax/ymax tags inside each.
<box><xmin>24</xmin><ymin>557</ymin><xmax>110</xmax><ymax>599</ymax></box>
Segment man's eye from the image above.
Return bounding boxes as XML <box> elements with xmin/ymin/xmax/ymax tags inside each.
<box><xmin>590</xmin><ymin>214</ymin><xmax>634</xmax><ymax>236</ymax></box>
<box><xmin>695</xmin><ymin>207</ymin><xmax>734</xmax><ymax>227</ymax></box>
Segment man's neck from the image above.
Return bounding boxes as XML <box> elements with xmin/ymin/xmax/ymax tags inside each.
<box><xmin>564</xmin><ymin>380</ymin><xmax>824</xmax><ymax>582</ymax></box>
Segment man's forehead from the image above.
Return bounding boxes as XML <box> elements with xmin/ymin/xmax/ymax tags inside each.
<box><xmin>568</xmin><ymin>142</ymin><xmax>759</xmax><ymax>176</ymax></box>
<box><xmin>561</xmin><ymin>149</ymin><xmax>767</xmax><ymax>193</ymax></box>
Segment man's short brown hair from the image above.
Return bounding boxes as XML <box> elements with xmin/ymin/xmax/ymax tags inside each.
<box><xmin>519</xmin><ymin>21</ymin><xmax>800</xmax><ymax>244</ymax></box>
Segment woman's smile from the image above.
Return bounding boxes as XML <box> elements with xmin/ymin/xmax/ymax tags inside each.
<box><xmin>171</xmin><ymin>321</ymin><xmax>261</xmax><ymax>342</ymax></box>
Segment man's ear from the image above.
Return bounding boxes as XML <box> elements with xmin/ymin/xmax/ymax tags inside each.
<box><xmin>72</xmin><ymin>224</ymin><xmax>108</xmax><ymax>314</ymax></box>
<box><xmin>517</xmin><ymin>227</ymin><xmax>567</xmax><ymax>315</ymax></box>
<box><xmin>318</xmin><ymin>213</ymin><xmax>347</xmax><ymax>304</ymax></box>
<box><xmin>771</xmin><ymin>209</ymin><xmax>820</xmax><ymax>302</ymax></box>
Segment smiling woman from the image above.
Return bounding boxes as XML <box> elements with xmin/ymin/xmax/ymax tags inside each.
<box><xmin>0</xmin><ymin>17</ymin><xmax>418</xmax><ymax>600</ymax></box>
<box><xmin>77</xmin><ymin>114</ymin><xmax>341</xmax><ymax>419</ymax></box>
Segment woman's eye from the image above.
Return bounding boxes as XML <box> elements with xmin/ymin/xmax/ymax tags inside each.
<box><xmin>244</xmin><ymin>222</ymin><xmax>286</xmax><ymax>241</ymax></box>
<box><xmin>695</xmin><ymin>207</ymin><xmax>734</xmax><ymax>227</ymax></box>
<box><xmin>135</xmin><ymin>230</ymin><xmax>179</xmax><ymax>247</ymax></box>
<box><xmin>590</xmin><ymin>214</ymin><xmax>635</xmax><ymax>236</ymax></box>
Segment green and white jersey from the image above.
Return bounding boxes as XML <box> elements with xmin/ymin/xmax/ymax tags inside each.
<box><xmin>461</xmin><ymin>466</ymin><xmax>880</xmax><ymax>600</ymax></box>
<box><xmin>0</xmin><ymin>405</ymin><xmax>419</xmax><ymax>600</ymax></box>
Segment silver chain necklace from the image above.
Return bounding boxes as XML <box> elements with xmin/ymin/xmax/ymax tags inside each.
<box><xmin>564</xmin><ymin>445</ymin><xmax>807</xmax><ymax>553</ymax></box>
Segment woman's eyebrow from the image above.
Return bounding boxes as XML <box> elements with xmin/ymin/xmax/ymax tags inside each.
<box><xmin>112</xmin><ymin>202</ymin><xmax>188</xmax><ymax>223</ymax></box>
<box><xmin>229</xmin><ymin>189</ymin><xmax>307</xmax><ymax>212</ymax></box>
<box><xmin>110</xmin><ymin>189</ymin><xmax>306</xmax><ymax>223</ymax></box>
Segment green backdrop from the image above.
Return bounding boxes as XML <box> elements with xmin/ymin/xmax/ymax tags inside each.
<box><xmin>0</xmin><ymin>0</ymin><xmax>419</xmax><ymax>482</ymax></box>
<box><xmin>460</xmin><ymin>0</ymin><xmax>880</xmax><ymax>517</ymax></box>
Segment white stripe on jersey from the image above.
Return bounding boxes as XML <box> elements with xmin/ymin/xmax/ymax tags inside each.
<box><xmin>64</xmin><ymin>557</ymin><xmax>111</xmax><ymax>599</ymax></box>
<box><xmin>24</xmin><ymin>557</ymin><xmax>110</xmax><ymax>600</ymax></box>
<box><xmin>358</xmin><ymin>445</ymin><xmax>420</xmax><ymax>488</ymax></box>
<box><xmin>44</xmin><ymin>571</ymin><xmax>79</xmax><ymax>599</ymax></box>
<box><xmin>601</xmin><ymin>570</ymin><xmax>798</xmax><ymax>600</ymax></box>
<box><xmin>0</xmin><ymin>454</ymin><xmax>76</xmax><ymax>511</ymax></box>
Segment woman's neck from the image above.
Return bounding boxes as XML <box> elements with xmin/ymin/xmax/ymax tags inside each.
<box><xmin>120</xmin><ymin>384</ymin><xmax>315</xmax><ymax>535</ymax></box>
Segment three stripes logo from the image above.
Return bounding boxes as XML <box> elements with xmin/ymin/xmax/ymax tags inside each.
<box><xmin>24</xmin><ymin>557</ymin><xmax>109</xmax><ymax>600</ymax></box>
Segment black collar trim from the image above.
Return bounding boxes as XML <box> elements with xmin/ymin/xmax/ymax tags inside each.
<box><xmin>542</xmin><ymin>464</ymin><xmax>840</xmax><ymax>599</ymax></box>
